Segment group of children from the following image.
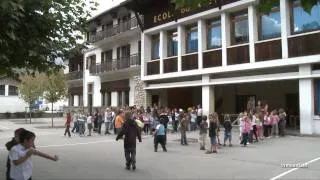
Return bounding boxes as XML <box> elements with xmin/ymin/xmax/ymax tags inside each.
<box><xmin>6</xmin><ymin>128</ymin><xmax>58</xmax><ymax>180</ymax></box>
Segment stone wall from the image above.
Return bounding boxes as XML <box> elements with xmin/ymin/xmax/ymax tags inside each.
<box><xmin>132</xmin><ymin>76</ymin><xmax>146</xmax><ymax>107</ymax></box>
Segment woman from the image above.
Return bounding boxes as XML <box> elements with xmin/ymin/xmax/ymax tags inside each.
<box><xmin>64</xmin><ymin>112</ymin><xmax>72</xmax><ymax>137</ymax></box>
<box><xmin>9</xmin><ymin>130</ymin><xmax>58</xmax><ymax>180</ymax></box>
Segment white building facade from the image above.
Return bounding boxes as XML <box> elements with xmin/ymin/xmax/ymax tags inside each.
<box><xmin>75</xmin><ymin>2</ymin><xmax>145</xmax><ymax>113</ymax></box>
<box><xmin>140</xmin><ymin>0</ymin><xmax>320</xmax><ymax>134</ymax></box>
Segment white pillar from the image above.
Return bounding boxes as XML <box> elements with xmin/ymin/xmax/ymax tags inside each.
<box><xmin>142</xmin><ymin>33</ymin><xmax>151</xmax><ymax>77</ymax></box>
<box><xmin>178</xmin><ymin>25</ymin><xmax>186</xmax><ymax>72</ymax></box>
<box><xmin>248</xmin><ymin>5</ymin><xmax>258</xmax><ymax>63</ymax></box>
<box><xmin>5</xmin><ymin>85</ymin><xmax>8</xmax><ymax>96</ymax></box>
<box><xmin>280</xmin><ymin>0</ymin><xmax>291</xmax><ymax>58</ymax></box>
<box><xmin>74</xmin><ymin>95</ymin><xmax>79</xmax><ymax>107</ymax></box>
<box><xmin>221</xmin><ymin>12</ymin><xmax>230</xmax><ymax>66</ymax></box>
<box><xmin>122</xmin><ymin>91</ymin><xmax>126</xmax><ymax>106</ymax></box>
<box><xmin>111</xmin><ymin>91</ymin><xmax>118</xmax><ymax>107</ymax></box>
<box><xmin>129</xmin><ymin>76</ymin><xmax>135</xmax><ymax>106</ymax></box>
<box><xmin>299</xmin><ymin>64</ymin><xmax>313</xmax><ymax>134</ymax></box>
<box><xmin>93</xmin><ymin>78</ymin><xmax>101</xmax><ymax>107</ymax></box>
<box><xmin>202</xmin><ymin>75</ymin><xmax>215</xmax><ymax>118</ymax></box>
<box><xmin>198</xmin><ymin>19</ymin><xmax>206</xmax><ymax>69</ymax></box>
<box><xmin>160</xmin><ymin>30</ymin><xmax>167</xmax><ymax>74</ymax></box>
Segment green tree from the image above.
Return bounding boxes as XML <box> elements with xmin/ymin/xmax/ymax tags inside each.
<box><xmin>18</xmin><ymin>74</ymin><xmax>46</xmax><ymax>123</ymax></box>
<box><xmin>0</xmin><ymin>0</ymin><xmax>97</xmax><ymax>77</ymax></box>
<box><xmin>172</xmin><ymin>0</ymin><xmax>320</xmax><ymax>14</ymax></box>
<box><xmin>43</xmin><ymin>71</ymin><xmax>68</xmax><ymax>127</ymax></box>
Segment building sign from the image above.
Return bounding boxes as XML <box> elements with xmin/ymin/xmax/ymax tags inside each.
<box><xmin>144</xmin><ymin>0</ymin><xmax>240</xmax><ymax>29</ymax></box>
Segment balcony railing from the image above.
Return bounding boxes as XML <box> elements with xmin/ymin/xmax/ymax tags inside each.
<box><xmin>88</xmin><ymin>16</ymin><xmax>141</xmax><ymax>43</ymax></box>
<box><xmin>67</xmin><ymin>71</ymin><xmax>83</xmax><ymax>80</ymax></box>
<box><xmin>227</xmin><ymin>44</ymin><xmax>250</xmax><ymax>65</ymax></box>
<box><xmin>90</xmin><ymin>54</ymin><xmax>140</xmax><ymax>74</ymax></box>
<box><xmin>203</xmin><ymin>48</ymin><xmax>222</xmax><ymax>68</ymax></box>
<box><xmin>163</xmin><ymin>57</ymin><xmax>178</xmax><ymax>73</ymax></box>
<box><xmin>288</xmin><ymin>31</ymin><xmax>320</xmax><ymax>58</ymax></box>
<box><xmin>147</xmin><ymin>60</ymin><xmax>160</xmax><ymax>75</ymax></box>
<box><xmin>255</xmin><ymin>38</ymin><xmax>282</xmax><ymax>62</ymax></box>
<box><xmin>182</xmin><ymin>53</ymin><xmax>198</xmax><ymax>71</ymax></box>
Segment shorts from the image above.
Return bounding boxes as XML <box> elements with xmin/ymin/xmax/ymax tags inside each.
<box><xmin>224</xmin><ymin>132</ymin><xmax>232</xmax><ymax>140</ymax></box>
<box><xmin>88</xmin><ymin>123</ymin><xmax>93</xmax><ymax>129</ymax></box>
<box><xmin>210</xmin><ymin>136</ymin><xmax>217</xmax><ymax>145</ymax></box>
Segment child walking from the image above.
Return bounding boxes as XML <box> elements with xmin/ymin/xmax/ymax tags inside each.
<box><xmin>199</xmin><ymin>115</ymin><xmax>208</xmax><ymax>150</ymax></box>
<box><xmin>154</xmin><ymin>121</ymin><xmax>167</xmax><ymax>152</ymax></box>
<box><xmin>9</xmin><ymin>130</ymin><xmax>58</xmax><ymax>180</ymax></box>
<box><xmin>206</xmin><ymin>113</ymin><xmax>218</xmax><ymax>154</ymax></box>
<box><xmin>240</xmin><ymin>116</ymin><xmax>251</xmax><ymax>147</ymax></box>
<box><xmin>223</xmin><ymin>114</ymin><xmax>232</xmax><ymax>147</ymax></box>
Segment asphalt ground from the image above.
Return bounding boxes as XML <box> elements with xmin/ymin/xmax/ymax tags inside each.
<box><xmin>0</xmin><ymin>118</ymin><xmax>320</xmax><ymax>180</ymax></box>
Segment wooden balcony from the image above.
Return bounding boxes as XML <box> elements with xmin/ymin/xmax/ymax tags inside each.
<box><xmin>288</xmin><ymin>32</ymin><xmax>320</xmax><ymax>58</ymax></box>
<box><xmin>182</xmin><ymin>53</ymin><xmax>198</xmax><ymax>71</ymax></box>
<box><xmin>90</xmin><ymin>54</ymin><xmax>140</xmax><ymax>75</ymax></box>
<box><xmin>163</xmin><ymin>57</ymin><xmax>178</xmax><ymax>73</ymax></box>
<box><xmin>67</xmin><ymin>71</ymin><xmax>83</xmax><ymax>80</ymax></box>
<box><xmin>88</xmin><ymin>16</ymin><xmax>141</xmax><ymax>43</ymax></box>
<box><xmin>147</xmin><ymin>60</ymin><xmax>160</xmax><ymax>75</ymax></box>
<box><xmin>227</xmin><ymin>44</ymin><xmax>249</xmax><ymax>65</ymax></box>
<box><xmin>203</xmin><ymin>49</ymin><xmax>222</xmax><ymax>68</ymax></box>
<box><xmin>255</xmin><ymin>39</ymin><xmax>282</xmax><ymax>62</ymax></box>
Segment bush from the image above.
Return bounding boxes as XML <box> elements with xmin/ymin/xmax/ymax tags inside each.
<box><xmin>14</xmin><ymin>112</ymin><xmax>26</xmax><ymax>118</ymax></box>
<box><xmin>5</xmin><ymin>112</ymin><xmax>11</xmax><ymax>118</ymax></box>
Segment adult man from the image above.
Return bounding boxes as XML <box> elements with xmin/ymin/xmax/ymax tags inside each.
<box><xmin>116</xmin><ymin>111</ymin><xmax>142</xmax><ymax>170</ymax></box>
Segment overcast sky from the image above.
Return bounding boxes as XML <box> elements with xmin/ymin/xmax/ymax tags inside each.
<box><xmin>91</xmin><ymin>0</ymin><xmax>127</xmax><ymax>17</ymax></box>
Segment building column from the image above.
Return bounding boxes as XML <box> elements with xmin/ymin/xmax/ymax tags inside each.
<box><xmin>74</xmin><ymin>95</ymin><xmax>79</xmax><ymax>107</ymax></box>
<box><xmin>280</xmin><ymin>0</ymin><xmax>291</xmax><ymax>58</ymax></box>
<box><xmin>122</xmin><ymin>91</ymin><xmax>126</xmax><ymax>106</ymax></box>
<box><xmin>5</xmin><ymin>85</ymin><xmax>8</xmax><ymax>96</ymax></box>
<box><xmin>142</xmin><ymin>33</ymin><xmax>151</xmax><ymax>77</ymax></box>
<box><xmin>198</xmin><ymin>19</ymin><xmax>206</xmax><ymax>69</ymax></box>
<box><xmin>145</xmin><ymin>90</ymin><xmax>152</xmax><ymax>108</ymax></box>
<box><xmin>178</xmin><ymin>25</ymin><xmax>186</xmax><ymax>72</ymax></box>
<box><xmin>221</xmin><ymin>12</ymin><xmax>230</xmax><ymax>66</ymax></box>
<box><xmin>299</xmin><ymin>64</ymin><xmax>313</xmax><ymax>134</ymax></box>
<box><xmin>111</xmin><ymin>92</ymin><xmax>119</xmax><ymax>107</ymax></box>
<box><xmin>160</xmin><ymin>30</ymin><xmax>167</xmax><ymax>74</ymax></box>
<box><xmin>248</xmin><ymin>5</ymin><xmax>258</xmax><ymax>63</ymax></box>
<box><xmin>202</xmin><ymin>75</ymin><xmax>215</xmax><ymax>118</ymax></box>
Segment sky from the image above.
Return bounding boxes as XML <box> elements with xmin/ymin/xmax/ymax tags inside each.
<box><xmin>91</xmin><ymin>0</ymin><xmax>127</xmax><ymax>17</ymax></box>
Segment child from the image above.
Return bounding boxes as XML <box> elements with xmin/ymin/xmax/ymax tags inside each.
<box><xmin>206</xmin><ymin>114</ymin><xmax>218</xmax><ymax>154</ymax></box>
<box><xmin>223</xmin><ymin>114</ymin><xmax>232</xmax><ymax>147</ymax></box>
<box><xmin>6</xmin><ymin>128</ymin><xmax>25</xmax><ymax>180</ymax></box>
<box><xmin>271</xmin><ymin>110</ymin><xmax>280</xmax><ymax>137</ymax></box>
<box><xmin>240</xmin><ymin>116</ymin><xmax>251</xmax><ymax>147</ymax></box>
<box><xmin>278</xmin><ymin>108</ymin><xmax>287</xmax><ymax>137</ymax></box>
<box><xmin>9</xmin><ymin>130</ymin><xmax>58</xmax><ymax>180</ymax></box>
<box><xmin>154</xmin><ymin>121</ymin><xmax>167</xmax><ymax>152</ymax></box>
<box><xmin>238</xmin><ymin>113</ymin><xmax>244</xmax><ymax>143</ymax></box>
<box><xmin>199</xmin><ymin>115</ymin><xmax>208</xmax><ymax>150</ymax></box>
<box><xmin>87</xmin><ymin>114</ymin><xmax>93</xmax><ymax>136</ymax></box>
<box><xmin>215</xmin><ymin>113</ymin><xmax>221</xmax><ymax>146</ymax></box>
<box><xmin>263</xmin><ymin>112</ymin><xmax>271</xmax><ymax>138</ymax></box>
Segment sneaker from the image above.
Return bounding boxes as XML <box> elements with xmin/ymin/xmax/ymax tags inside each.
<box><xmin>132</xmin><ymin>164</ymin><xmax>136</xmax><ymax>170</ymax></box>
<box><xmin>205</xmin><ymin>151</ymin><xmax>212</xmax><ymax>154</ymax></box>
<box><xmin>223</xmin><ymin>144</ymin><xmax>226</xmax><ymax>147</ymax></box>
<box><xmin>212</xmin><ymin>151</ymin><xmax>217</xmax><ymax>153</ymax></box>
<box><xmin>229</xmin><ymin>144</ymin><xmax>232</xmax><ymax>147</ymax></box>
<box><xmin>126</xmin><ymin>165</ymin><xmax>130</xmax><ymax>170</ymax></box>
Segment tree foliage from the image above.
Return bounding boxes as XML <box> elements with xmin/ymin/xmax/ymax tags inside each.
<box><xmin>172</xmin><ymin>0</ymin><xmax>320</xmax><ymax>14</ymax></box>
<box><xmin>0</xmin><ymin>0</ymin><xmax>97</xmax><ymax>77</ymax></box>
<box><xmin>18</xmin><ymin>74</ymin><xmax>46</xmax><ymax>106</ymax></box>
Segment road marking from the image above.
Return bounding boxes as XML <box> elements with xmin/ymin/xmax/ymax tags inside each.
<box><xmin>270</xmin><ymin>157</ymin><xmax>320</xmax><ymax>180</ymax></box>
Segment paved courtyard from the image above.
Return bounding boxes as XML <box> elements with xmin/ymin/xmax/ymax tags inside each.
<box><xmin>1</xmin><ymin>118</ymin><xmax>320</xmax><ymax>180</ymax></box>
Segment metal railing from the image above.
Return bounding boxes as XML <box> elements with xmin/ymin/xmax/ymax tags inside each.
<box><xmin>67</xmin><ymin>71</ymin><xmax>83</xmax><ymax>80</ymax></box>
<box><xmin>90</xmin><ymin>53</ymin><xmax>141</xmax><ymax>74</ymax></box>
<box><xmin>88</xmin><ymin>16</ymin><xmax>142</xmax><ymax>43</ymax></box>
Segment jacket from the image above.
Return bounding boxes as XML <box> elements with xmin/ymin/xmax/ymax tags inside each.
<box><xmin>209</xmin><ymin>121</ymin><xmax>217</xmax><ymax>137</ymax></box>
<box><xmin>223</xmin><ymin>120</ymin><xmax>232</xmax><ymax>132</ymax></box>
<box><xmin>116</xmin><ymin>119</ymin><xmax>142</xmax><ymax>149</ymax></box>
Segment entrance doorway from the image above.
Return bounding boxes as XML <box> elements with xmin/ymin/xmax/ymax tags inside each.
<box><xmin>236</xmin><ymin>95</ymin><xmax>256</xmax><ymax>113</ymax></box>
<box><xmin>152</xmin><ymin>95</ymin><xmax>159</xmax><ymax>107</ymax></box>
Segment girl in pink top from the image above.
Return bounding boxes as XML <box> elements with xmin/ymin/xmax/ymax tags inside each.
<box><xmin>240</xmin><ymin>116</ymin><xmax>251</xmax><ymax>147</ymax></box>
<box><xmin>271</xmin><ymin>110</ymin><xmax>279</xmax><ymax>137</ymax></box>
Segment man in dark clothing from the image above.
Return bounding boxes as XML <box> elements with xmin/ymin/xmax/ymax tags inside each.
<box><xmin>159</xmin><ymin>111</ymin><xmax>169</xmax><ymax>144</ymax></box>
<box><xmin>116</xmin><ymin>111</ymin><xmax>142</xmax><ymax>171</ymax></box>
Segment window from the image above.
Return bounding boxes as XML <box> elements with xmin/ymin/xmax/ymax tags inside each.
<box><xmin>315</xmin><ymin>79</ymin><xmax>320</xmax><ymax>115</ymax></box>
<box><xmin>168</xmin><ymin>31</ymin><xmax>178</xmax><ymax>56</ymax></box>
<box><xmin>231</xmin><ymin>12</ymin><xmax>249</xmax><ymax>44</ymax></box>
<box><xmin>207</xmin><ymin>20</ymin><xmax>222</xmax><ymax>49</ymax></box>
<box><xmin>86</xmin><ymin>55</ymin><xmax>96</xmax><ymax>69</ymax></box>
<box><xmin>151</xmin><ymin>34</ymin><xmax>160</xmax><ymax>60</ymax></box>
<box><xmin>0</xmin><ymin>85</ymin><xmax>4</xmax><ymax>95</ymax></box>
<box><xmin>259</xmin><ymin>6</ymin><xmax>281</xmax><ymax>40</ymax></box>
<box><xmin>9</xmin><ymin>86</ymin><xmax>18</xmax><ymax>96</ymax></box>
<box><xmin>186</xmin><ymin>25</ymin><xmax>198</xmax><ymax>53</ymax></box>
<box><xmin>291</xmin><ymin>0</ymin><xmax>320</xmax><ymax>34</ymax></box>
<box><xmin>101</xmin><ymin>50</ymin><xmax>112</xmax><ymax>64</ymax></box>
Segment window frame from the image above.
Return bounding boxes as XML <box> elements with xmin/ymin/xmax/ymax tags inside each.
<box><xmin>207</xmin><ymin>19</ymin><xmax>222</xmax><ymax>50</ymax></box>
<box><xmin>167</xmin><ymin>30</ymin><xmax>178</xmax><ymax>57</ymax></box>
<box><xmin>290</xmin><ymin>0</ymin><xmax>320</xmax><ymax>35</ymax></box>
<box><xmin>258</xmin><ymin>6</ymin><xmax>281</xmax><ymax>40</ymax></box>
<box><xmin>186</xmin><ymin>24</ymin><xmax>199</xmax><ymax>54</ymax></box>
<box><xmin>230</xmin><ymin>10</ymin><xmax>249</xmax><ymax>45</ymax></box>
<box><xmin>151</xmin><ymin>34</ymin><xmax>160</xmax><ymax>60</ymax></box>
<box><xmin>0</xmin><ymin>85</ymin><xmax>5</xmax><ymax>96</ymax></box>
<box><xmin>8</xmin><ymin>85</ymin><xmax>18</xmax><ymax>96</ymax></box>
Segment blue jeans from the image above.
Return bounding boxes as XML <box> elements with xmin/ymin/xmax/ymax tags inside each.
<box><xmin>105</xmin><ymin>122</ymin><xmax>111</xmax><ymax>134</ymax></box>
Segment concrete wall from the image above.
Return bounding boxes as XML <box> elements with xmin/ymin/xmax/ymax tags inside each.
<box><xmin>0</xmin><ymin>96</ymin><xmax>28</xmax><ymax>113</ymax></box>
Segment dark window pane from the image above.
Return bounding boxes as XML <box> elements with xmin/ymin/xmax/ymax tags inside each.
<box><xmin>9</xmin><ymin>86</ymin><xmax>18</xmax><ymax>96</ymax></box>
<box><xmin>315</xmin><ymin>79</ymin><xmax>320</xmax><ymax>115</ymax></box>
<box><xmin>293</xmin><ymin>1</ymin><xmax>320</xmax><ymax>33</ymax></box>
<box><xmin>208</xmin><ymin>20</ymin><xmax>222</xmax><ymax>49</ymax></box>
<box><xmin>187</xmin><ymin>27</ymin><xmax>198</xmax><ymax>53</ymax></box>
<box><xmin>0</xmin><ymin>85</ymin><xmax>4</xmax><ymax>95</ymax></box>
<box><xmin>232</xmin><ymin>13</ymin><xmax>249</xmax><ymax>44</ymax></box>
<box><xmin>260</xmin><ymin>10</ymin><xmax>281</xmax><ymax>39</ymax></box>
<box><xmin>168</xmin><ymin>31</ymin><xmax>178</xmax><ymax>56</ymax></box>
<box><xmin>152</xmin><ymin>35</ymin><xmax>160</xmax><ymax>60</ymax></box>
